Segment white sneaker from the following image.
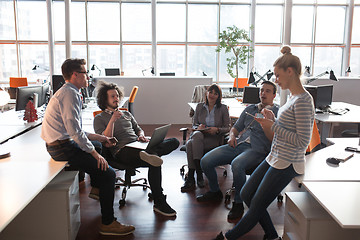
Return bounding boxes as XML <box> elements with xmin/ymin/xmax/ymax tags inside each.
<box><xmin>139</xmin><ymin>151</ymin><xmax>163</xmax><ymax>167</ymax></box>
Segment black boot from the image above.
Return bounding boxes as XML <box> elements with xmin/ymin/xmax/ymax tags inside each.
<box><xmin>181</xmin><ymin>169</ymin><xmax>195</xmax><ymax>192</ymax></box>
<box><xmin>153</xmin><ymin>194</ymin><xmax>177</xmax><ymax>217</ymax></box>
<box><xmin>196</xmin><ymin>171</ymin><xmax>205</xmax><ymax>188</ymax></box>
<box><xmin>194</xmin><ymin>159</ymin><xmax>205</xmax><ymax>188</ymax></box>
<box><xmin>227</xmin><ymin>202</ymin><xmax>244</xmax><ymax>220</ymax></box>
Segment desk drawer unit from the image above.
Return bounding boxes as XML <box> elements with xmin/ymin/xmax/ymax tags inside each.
<box><xmin>283</xmin><ymin>192</ymin><xmax>360</xmax><ymax>240</ymax></box>
<box><xmin>0</xmin><ymin>170</ymin><xmax>80</xmax><ymax>240</ymax></box>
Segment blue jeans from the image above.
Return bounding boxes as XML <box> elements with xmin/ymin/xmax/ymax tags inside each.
<box><xmin>225</xmin><ymin>160</ymin><xmax>299</xmax><ymax>240</ymax></box>
<box><xmin>200</xmin><ymin>142</ymin><xmax>267</xmax><ymax>203</ymax></box>
<box><xmin>46</xmin><ymin>140</ymin><xmax>116</xmax><ymax>225</ymax></box>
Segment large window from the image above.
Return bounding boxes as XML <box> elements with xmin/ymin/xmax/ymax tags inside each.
<box><xmin>291</xmin><ymin>2</ymin><xmax>347</xmax><ymax>76</ymax></box>
<box><xmin>350</xmin><ymin>6</ymin><xmax>360</xmax><ymax>76</ymax></box>
<box><xmin>0</xmin><ymin>0</ymin><xmax>359</xmax><ymax>84</ymax></box>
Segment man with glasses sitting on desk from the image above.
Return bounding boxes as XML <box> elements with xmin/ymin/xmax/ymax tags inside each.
<box><xmin>197</xmin><ymin>81</ymin><xmax>279</xmax><ymax>221</ymax></box>
<box><xmin>41</xmin><ymin>58</ymin><xmax>135</xmax><ymax>236</ymax></box>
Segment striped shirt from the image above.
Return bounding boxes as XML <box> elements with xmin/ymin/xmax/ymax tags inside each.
<box><xmin>266</xmin><ymin>91</ymin><xmax>315</xmax><ymax>174</ymax></box>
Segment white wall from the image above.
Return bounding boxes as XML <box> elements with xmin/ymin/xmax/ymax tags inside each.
<box><xmin>93</xmin><ymin>76</ymin><xmax>212</xmax><ymax>124</ymax></box>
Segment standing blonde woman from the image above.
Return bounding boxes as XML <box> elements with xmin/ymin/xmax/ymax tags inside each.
<box><xmin>213</xmin><ymin>46</ymin><xmax>315</xmax><ymax>240</ymax></box>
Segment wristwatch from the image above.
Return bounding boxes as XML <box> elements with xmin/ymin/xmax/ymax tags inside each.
<box><xmin>216</xmin><ymin>128</ymin><xmax>220</xmax><ymax>134</ymax></box>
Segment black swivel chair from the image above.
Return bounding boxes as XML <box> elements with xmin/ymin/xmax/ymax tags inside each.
<box><xmin>101</xmin><ymin>146</ymin><xmax>151</xmax><ymax>207</ymax></box>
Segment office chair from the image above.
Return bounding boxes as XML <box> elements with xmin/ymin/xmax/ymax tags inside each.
<box><xmin>232</xmin><ymin>78</ymin><xmax>249</xmax><ymax>93</ymax></box>
<box><xmin>9</xmin><ymin>77</ymin><xmax>28</xmax><ymax>88</ymax></box>
<box><xmin>93</xmin><ymin>110</ymin><xmax>150</xmax><ymax>207</ymax></box>
<box><xmin>9</xmin><ymin>77</ymin><xmax>28</xmax><ymax>99</ymax></box>
<box><xmin>119</xmin><ymin>86</ymin><xmax>138</xmax><ymax>115</ymax></box>
<box><xmin>306</xmin><ymin>120</ymin><xmax>321</xmax><ymax>154</ymax></box>
<box><xmin>101</xmin><ymin>147</ymin><xmax>150</xmax><ymax>207</ymax></box>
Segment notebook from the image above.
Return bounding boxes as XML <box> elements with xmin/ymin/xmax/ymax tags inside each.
<box><xmin>125</xmin><ymin>124</ymin><xmax>171</xmax><ymax>150</ymax></box>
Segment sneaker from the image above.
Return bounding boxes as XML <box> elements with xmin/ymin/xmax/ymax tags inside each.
<box><xmin>153</xmin><ymin>200</ymin><xmax>177</xmax><ymax>217</ymax></box>
<box><xmin>88</xmin><ymin>187</ymin><xmax>99</xmax><ymax>200</ymax></box>
<box><xmin>227</xmin><ymin>202</ymin><xmax>244</xmax><ymax>220</ymax></box>
<box><xmin>196</xmin><ymin>174</ymin><xmax>205</xmax><ymax>188</ymax></box>
<box><xmin>181</xmin><ymin>179</ymin><xmax>196</xmax><ymax>192</ymax></box>
<box><xmin>196</xmin><ymin>190</ymin><xmax>223</xmax><ymax>202</ymax></box>
<box><xmin>263</xmin><ymin>234</ymin><xmax>282</xmax><ymax>240</ymax></box>
<box><xmin>140</xmin><ymin>151</ymin><xmax>163</xmax><ymax>167</ymax></box>
<box><xmin>99</xmin><ymin>220</ymin><xmax>135</xmax><ymax>236</ymax></box>
<box><xmin>213</xmin><ymin>231</ymin><xmax>225</xmax><ymax>240</ymax></box>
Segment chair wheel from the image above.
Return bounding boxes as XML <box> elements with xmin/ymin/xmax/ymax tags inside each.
<box><xmin>119</xmin><ymin>199</ymin><xmax>126</xmax><ymax>207</ymax></box>
<box><xmin>277</xmin><ymin>195</ymin><xmax>283</xmax><ymax>202</ymax></box>
<box><xmin>223</xmin><ymin>170</ymin><xmax>227</xmax><ymax>177</ymax></box>
<box><xmin>180</xmin><ymin>167</ymin><xmax>185</xmax><ymax>175</ymax></box>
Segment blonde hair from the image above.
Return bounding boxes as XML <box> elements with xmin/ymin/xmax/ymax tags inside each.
<box><xmin>273</xmin><ymin>46</ymin><xmax>302</xmax><ymax>77</ymax></box>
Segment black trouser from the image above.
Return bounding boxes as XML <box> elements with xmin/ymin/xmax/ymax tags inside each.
<box><xmin>115</xmin><ymin>138</ymin><xmax>179</xmax><ymax>201</ymax></box>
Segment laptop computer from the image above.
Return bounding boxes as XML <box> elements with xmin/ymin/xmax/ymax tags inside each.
<box><xmin>125</xmin><ymin>124</ymin><xmax>171</xmax><ymax>150</ymax></box>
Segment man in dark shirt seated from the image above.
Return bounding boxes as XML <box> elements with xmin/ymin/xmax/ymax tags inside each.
<box><xmin>93</xmin><ymin>81</ymin><xmax>179</xmax><ymax>217</ymax></box>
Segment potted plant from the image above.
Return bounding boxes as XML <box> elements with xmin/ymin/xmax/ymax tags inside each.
<box><xmin>216</xmin><ymin>25</ymin><xmax>253</xmax><ymax>95</ymax></box>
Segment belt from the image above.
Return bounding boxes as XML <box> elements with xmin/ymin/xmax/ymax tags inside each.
<box><xmin>47</xmin><ymin>139</ymin><xmax>71</xmax><ymax>146</ymax></box>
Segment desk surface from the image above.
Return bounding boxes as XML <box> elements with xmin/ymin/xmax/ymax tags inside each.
<box><xmin>303</xmin><ymin>181</ymin><xmax>360</xmax><ymax>228</ymax></box>
<box><xmin>315</xmin><ymin>102</ymin><xmax>360</xmax><ymax>124</ymax></box>
<box><xmin>297</xmin><ymin>138</ymin><xmax>360</xmax><ymax>182</ymax></box>
<box><xmin>0</xmin><ymin>126</ymin><xmax>66</xmax><ymax>232</ymax></box>
<box><xmin>0</xmin><ymin>108</ymin><xmax>44</xmax><ymax>144</ymax></box>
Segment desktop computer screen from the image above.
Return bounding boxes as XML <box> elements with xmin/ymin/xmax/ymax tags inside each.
<box><xmin>105</xmin><ymin>68</ymin><xmax>120</xmax><ymax>76</ymax></box>
<box><xmin>15</xmin><ymin>85</ymin><xmax>43</xmax><ymax>111</ymax></box>
<box><xmin>40</xmin><ymin>82</ymin><xmax>50</xmax><ymax>106</ymax></box>
<box><xmin>242</xmin><ymin>86</ymin><xmax>260</xmax><ymax>104</ymax></box>
<box><xmin>52</xmin><ymin>75</ymin><xmax>65</xmax><ymax>94</ymax></box>
<box><xmin>305</xmin><ymin>84</ymin><xmax>333</xmax><ymax>110</ymax></box>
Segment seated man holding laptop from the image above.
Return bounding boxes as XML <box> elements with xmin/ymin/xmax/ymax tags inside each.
<box><xmin>93</xmin><ymin>81</ymin><xmax>179</xmax><ymax>217</ymax></box>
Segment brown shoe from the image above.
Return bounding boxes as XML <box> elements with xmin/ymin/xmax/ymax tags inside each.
<box><xmin>99</xmin><ymin>220</ymin><xmax>135</xmax><ymax>236</ymax></box>
<box><xmin>88</xmin><ymin>187</ymin><xmax>99</xmax><ymax>200</ymax></box>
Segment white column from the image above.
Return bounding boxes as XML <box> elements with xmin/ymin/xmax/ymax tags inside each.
<box><xmin>280</xmin><ymin>0</ymin><xmax>293</xmax><ymax>106</ymax></box>
<box><xmin>46</xmin><ymin>0</ymin><xmax>55</xmax><ymax>81</ymax></box>
<box><xmin>343</xmin><ymin>0</ymin><xmax>354</xmax><ymax>75</ymax></box>
<box><xmin>65</xmin><ymin>0</ymin><xmax>71</xmax><ymax>59</ymax></box>
<box><xmin>249</xmin><ymin>0</ymin><xmax>256</xmax><ymax>72</ymax></box>
<box><xmin>151</xmin><ymin>0</ymin><xmax>156</xmax><ymax>75</ymax></box>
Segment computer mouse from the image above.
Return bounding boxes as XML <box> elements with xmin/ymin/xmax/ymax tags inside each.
<box><xmin>326</xmin><ymin>157</ymin><xmax>340</xmax><ymax>165</ymax></box>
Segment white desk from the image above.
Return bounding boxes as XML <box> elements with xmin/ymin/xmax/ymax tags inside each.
<box><xmin>303</xmin><ymin>181</ymin><xmax>360</xmax><ymax>229</ymax></box>
<box><xmin>0</xmin><ymin>107</ymin><xmax>44</xmax><ymax>144</ymax></box>
<box><xmin>297</xmin><ymin>138</ymin><xmax>360</xmax><ymax>182</ymax></box>
<box><xmin>0</xmin><ymin>126</ymin><xmax>66</xmax><ymax>232</ymax></box>
<box><xmin>315</xmin><ymin>102</ymin><xmax>360</xmax><ymax>144</ymax></box>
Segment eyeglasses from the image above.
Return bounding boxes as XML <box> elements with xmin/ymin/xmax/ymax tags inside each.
<box><xmin>77</xmin><ymin>70</ymin><xmax>89</xmax><ymax>76</ymax></box>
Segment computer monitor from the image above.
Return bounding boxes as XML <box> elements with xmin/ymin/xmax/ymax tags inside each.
<box><xmin>242</xmin><ymin>86</ymin><xmax>260</xmax><ymax>104</ymax></box>
<box><xmin>305</xmin><ymin>84</ymin><xmax>333</xmax><ymax>110</ymax></box>
<box><xmin>40</xmin><ymin>82</ymin><xmax>50</xmax><ymax>106</ymax></box>
<box><xmin>159</xmin><ymin>72</ymin><xmax>175</xmax><ymax>76</ymax></box>
<box><xmin>52</xmin><ymin>75</ymin><xmax>65</xmax><ymax>94</ymax></box>
<box><xmin>15</xmin><ymin>85</ymin><xmax>43</xmax><ymax>111</ymax></box>
<box><xmin>105</xmin><ymin>68</ymin><xmax>120</xmax><ymax>76</ymax></box>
